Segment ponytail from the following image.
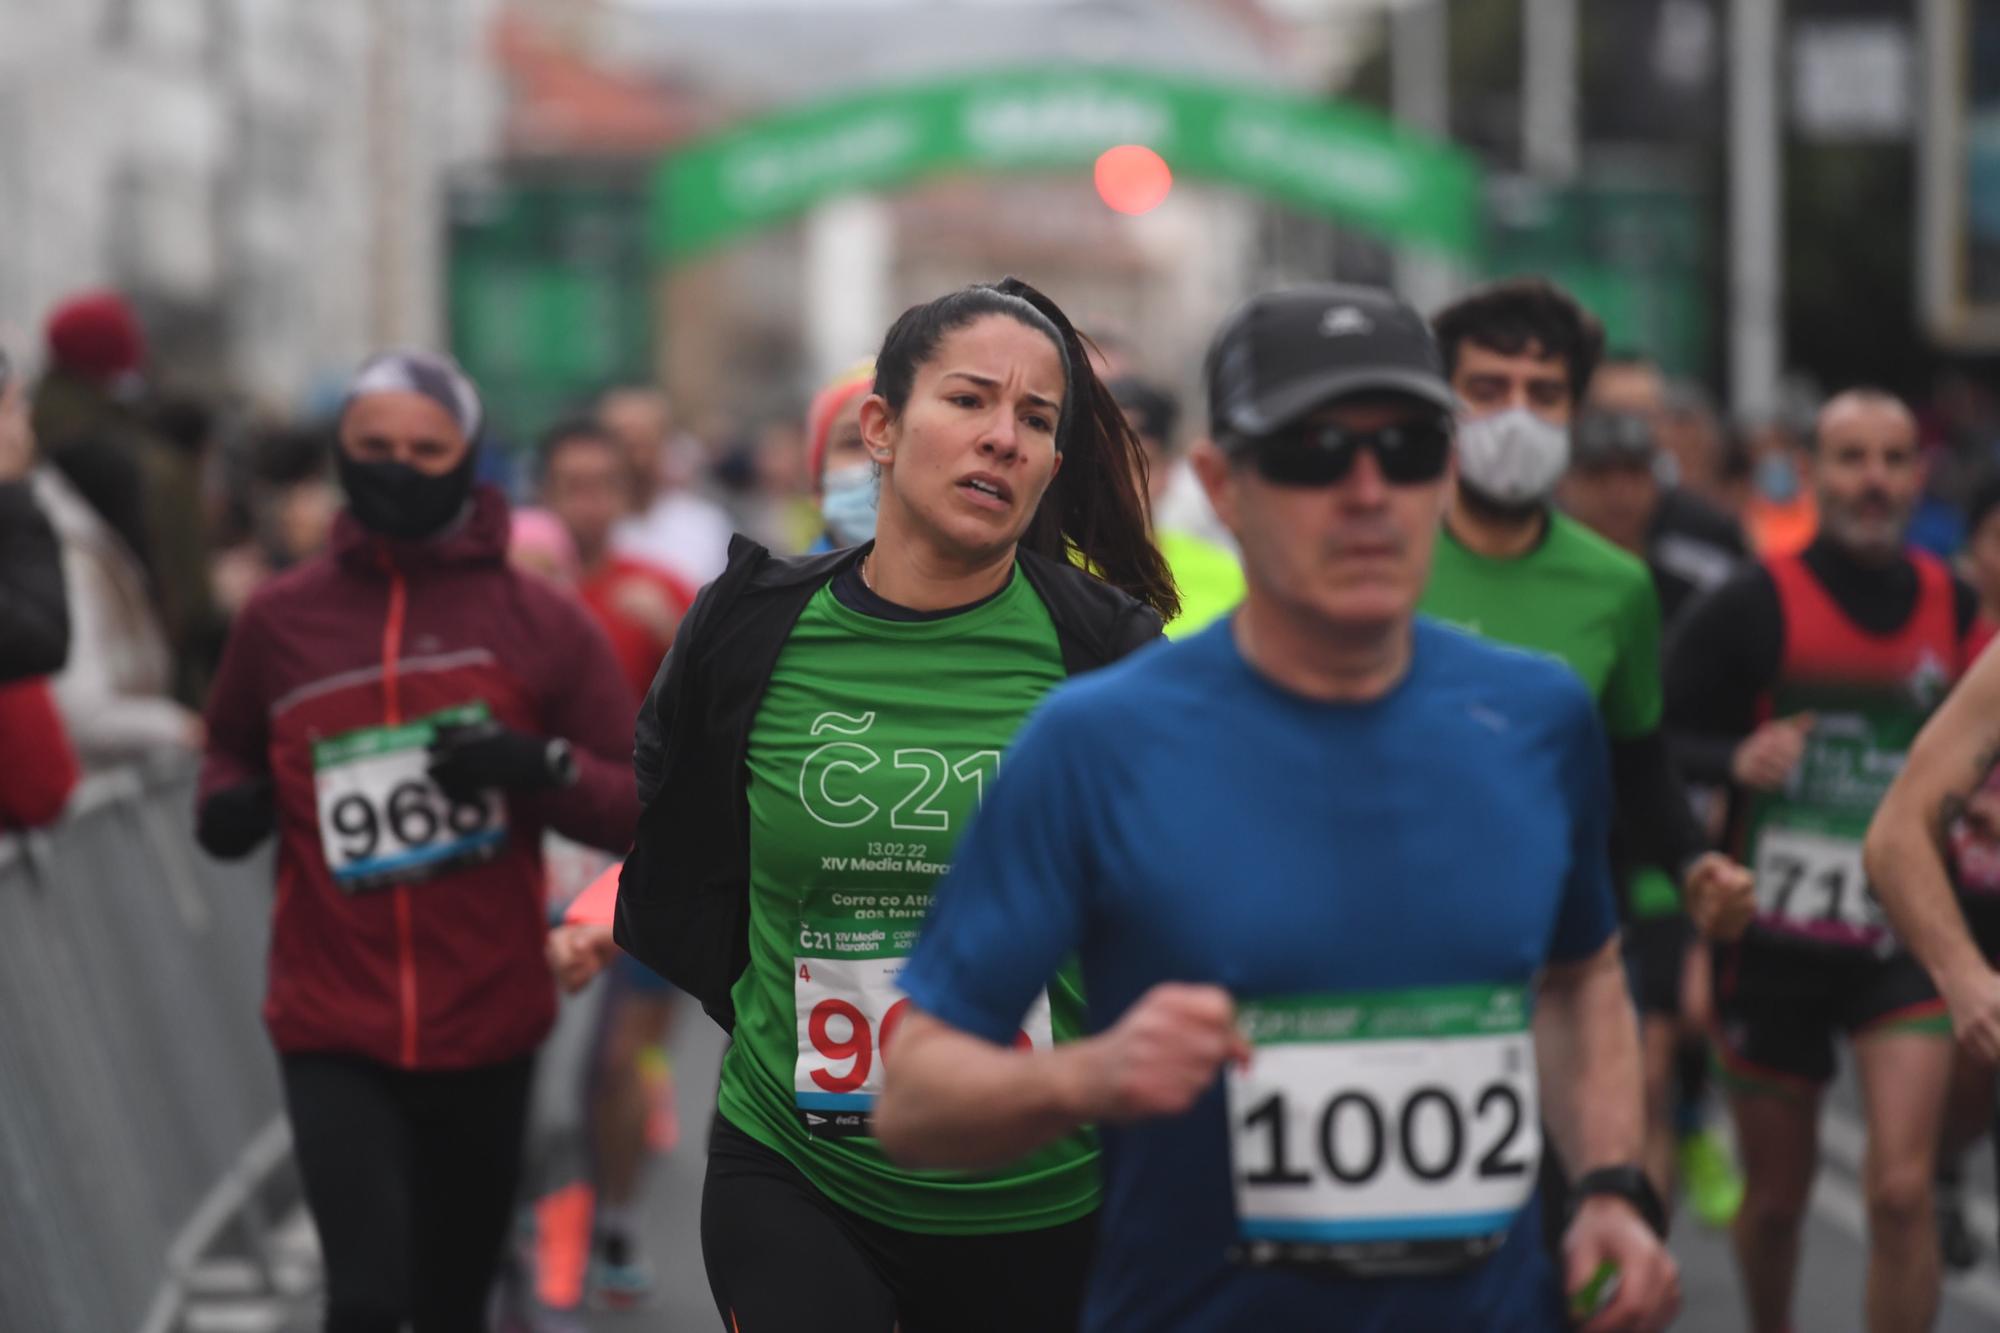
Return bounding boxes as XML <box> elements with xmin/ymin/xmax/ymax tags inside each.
<box><xmin>872</xmin><ymin>277</ymin><xmax>1180</xmax><ymax>622</ymax></box>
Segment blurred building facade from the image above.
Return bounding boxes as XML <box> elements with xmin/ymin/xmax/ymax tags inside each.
<box><xmin>491</xmin><ymin>0</ymin><xmax>1359</xmax><ymax>434</ymax></box>
<box><xmin>0</xmin><ymin>0</ymin><xmax>504</xmax><ymax>405</ymax></box>
<box><xmin>0</xmin><ymin>0</ymin><xmax>1442</xmax><ymax>438</ymax></box>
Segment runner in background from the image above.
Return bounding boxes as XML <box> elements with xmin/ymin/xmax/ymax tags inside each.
<box><xmin>1959</xmin><ymin>473</ymin><xmax>2000</xmax><ymax>628</ymax></box>
<box><xmin>1919</xmin><ymin>470</ymin><xmax>2000</xmax><ymax>1267</ymax></box>
<box><xmin>601</xmin><ymin>384</ymin><xmax>734</xmax><ymax>587</ymax></box>
<box><xmin>806</xmin><ymin>358</ymin><xmax>880</xmax><ymax>554</ymax></box>
<box><xmin>1935</xmin><ymin>754</ymin><xmax>2000</xmax><ymax>1268</ymax></box>
<box><xmin>539</xmin><ymin>419</ymin><xmax>696</xmax><ymax>703</ymax></box>
<box><xmin>1741</xmin><ymin>414</ymin><xmax>1820</xmax><ymax>558</ymax></box>
<box><xmin>1111</xmin><ymin>375</ymin><xmax>1244</xmax><ymax>637</ymax></box>
<box><xmin>615</xmin><ymin>277</ymin><xmax>1174</xmax><ymax>1333</ymax></box>
<box><xmin>1417</xmin><ymin>278</ymin><xmax>1752</xmax><ymax>1226</ymax></box>
<box><xmin>878</xmin><ymin>284</ymin><xmax>1681</xmax><ymax>1332</ymax></box>
<box><xmin>193</xmin><ymin>351</ymin><xmax>640</xmax><ymax>1333</ymax></box>
<box><xmin>1668</xmin><ymin>388</ymin><xmax>1988</xmax><ymax>1333</ymax></box>
<box><xmin>532</xmin><ymin>416</ymin><xmax>696</xmax><ymax>1307</ymax></box>
<box><xmin>1867</xmin><ymin>623</ymin><xmax>2000</xmax><ymax>1269</ymax></box>
<box><xmin>1559</xmin><ymin>404</ymin><xmax>1749</xmax><ymax>1231</ymax></box>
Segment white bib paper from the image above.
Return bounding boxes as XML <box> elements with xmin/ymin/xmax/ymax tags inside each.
<box><xmin>1227</xmin><ymin>987</ymin><xmax>1539</xmax><ymax>1275</ymax></box>
<box><xmin>792</xmin><ymin>947</ymin><xmax>1052</xmax><ymax>1136</ymax></box>
<box><xmin>1752</xmin><ymin>825</ymin><xmax>1888</xmax><ymax>946</ymax></box>
<box><xmin>312</xmin><ymin>705</ymin><xmax>506</xmax><ymax>892</ymax></box>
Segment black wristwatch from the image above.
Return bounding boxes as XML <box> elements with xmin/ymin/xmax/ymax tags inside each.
<box><xmin>1570</xmin><ymin>1165</ymin><xmax>1668</xmax><ymax>1239</ymax></box>
<box><xmin>544</xmin><ymin>738</ymin><xmax>579</xmax><ymax>788</ymax></box>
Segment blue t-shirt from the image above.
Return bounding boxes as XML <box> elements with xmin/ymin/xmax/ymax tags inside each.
<box><xmin>900</xmin><ymin>617</ymin><xmax>1619</xmax><ymax>1333</ymax></box>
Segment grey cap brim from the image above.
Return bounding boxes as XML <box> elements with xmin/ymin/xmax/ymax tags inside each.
<box><xmin>1220</xmin><ymin>367</ymin><xmax>1458</xmax><ymax>446</ymax></box>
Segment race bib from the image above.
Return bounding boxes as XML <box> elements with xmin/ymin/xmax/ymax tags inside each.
<box><xmin>792</xmin><ymin>910</ymin><xmax>1052</xmax><ymax>1138</ymax></box>
<box><xmin>312</xmin><ymin>703</ymin><xmax>507</xmax><ymax>893</ymax></box>
<box><xmin>1948</xmin><ymin>767</ymin><xmax>2000</xmax><ymax>897</ymax></box>
<box><xmin>1752</xmin><ymin>825</ymin><xmax>1889</xmax><ymax>947</ymax></box>
<box><xmin>1226</xmin><ymin>985</ymin><xmax>1539</xmax><ymax>1276</ymax></box>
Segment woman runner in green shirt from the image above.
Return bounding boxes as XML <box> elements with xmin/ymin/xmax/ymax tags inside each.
<box><xmin>616</xmin><ymin>278</ymin><xmax>1176</xmax><ymax>1332</ymax></box>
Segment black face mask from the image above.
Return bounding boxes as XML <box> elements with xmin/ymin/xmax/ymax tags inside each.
<box><xmin>337</xmin><ymin>446</ymin><xmax>478</xmax><ymax>540</ymax></box>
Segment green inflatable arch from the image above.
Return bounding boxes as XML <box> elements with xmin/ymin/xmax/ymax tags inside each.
<box><xmin>651</xmin><ymin>67</ymin><xmax>1481</xmax><ymax>263</ymax></box>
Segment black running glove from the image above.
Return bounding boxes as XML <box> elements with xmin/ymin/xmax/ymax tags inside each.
<box><xmin>196</xmin><ymin>778</ymin><xmax>276</xmax><ymax>860</ymax></box>
<box><xmin>426</xmin><ymin>720</ymin><xmax>574</xmax><ymax>801</ymax></box>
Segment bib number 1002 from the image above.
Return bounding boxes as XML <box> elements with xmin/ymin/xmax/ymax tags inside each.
<box><xmin>327</xmin><ymin>781</ymin><xmax>494</xmax><ymax>865</ymax></box>
<box><xmin>1237</xmin><ymin>1081</ymin><xmax>1532</xmax><ymax>1189</ymax></box>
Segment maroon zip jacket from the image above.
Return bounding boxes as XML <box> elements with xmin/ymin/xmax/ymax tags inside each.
<box><xmin>198</xmin><ymin>485</ymin><xmax>641</xmax><ymax>1069</ymax></box>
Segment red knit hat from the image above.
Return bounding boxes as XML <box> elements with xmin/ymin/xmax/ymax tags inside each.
<box><xmin>46</xmin><ymin>291</ymin><xmax>147</xmax><ymax>381</ymax></box>
<box><xmin>806</xmin><ymin>358</ymin><xmax>876</xmax><ymax>490</ymax></box>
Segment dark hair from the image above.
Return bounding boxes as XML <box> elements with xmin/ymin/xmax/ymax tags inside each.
<box><xmin>252</xmin><ymin>423</ymin><xmax>332</xmax><ymax>486</ymax></box>
<box><xmin>51</xmin><ymin>435</ymin><xmax>154</xmax><ymax>582</ymax></box>
<box><xmin>146</xmin><ymin>392</ymin><xmax>214</xmax><ymax>457</ymax></box>
<box><xmin>1970</xmin><ymin>473</ymin><xmax>2000</xmax><ymax>538</ymax></box>
<box><xmin>1109</xmin><ymin>376</ymin><xmax>1181</xmax><ymax>451</ymax></box>
<box><xmin>1431</xmin><ymin>276</ymin><xmax>1605</xmax><ymax>401</ymax></box>
<box><xmin>534</xmin><ymin>416</ymin><xmax>624</xmax><ymax>482</ymax></box>
<box><xmin>872</xmin><ymin>277</ymin><xmax>1178</xmax><ymax>621</ymax></box>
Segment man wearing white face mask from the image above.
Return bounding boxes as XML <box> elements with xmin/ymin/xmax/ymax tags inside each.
<box><xmin>1419</xmin><ymin>279</ymin><xmax>1754</xmax><ymax>1232</ymax></box>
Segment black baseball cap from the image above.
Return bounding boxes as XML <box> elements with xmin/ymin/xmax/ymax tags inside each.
<box><xmin>1205</xmin><ymin>284</ymin><xmax>1455</xmax><ymax>448</ymax></box>
<box><xmin>1571</xmin><ymin>408</ymin><xmax>1657</xmax><ymax>470</ymax></box>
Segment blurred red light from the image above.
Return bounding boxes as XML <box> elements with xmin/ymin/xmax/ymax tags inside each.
<box><xmin>1094</xmin><ymin>144</ymin><xmax>1173</xmax><ymax>216</ymax></box>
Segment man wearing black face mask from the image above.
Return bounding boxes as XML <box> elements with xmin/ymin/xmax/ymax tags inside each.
<box><xmin>193</xmin><ymin>350</ymin><xmax>641</xmax><ymax>1333</ymax></box>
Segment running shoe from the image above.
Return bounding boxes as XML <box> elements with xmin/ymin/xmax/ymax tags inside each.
<box><xmin>1939</xmin><ymin>1194</ymin><xmax>1981</xmax><ymax>1272</ymax></box>
<box><xmin>1678</xmin><ymin>1129</ymin><xmax>1745</xmax><ymax>1229</ymax></box>
<box><xmin>640</xmin><ymin>1046</ymin><xmax>680</xmax><ymax>1154</ymax></box>
<box><xmin>588</xmin><ymin>1233</ymin><xmax>657</xmax><ymax>1312</ymax></box>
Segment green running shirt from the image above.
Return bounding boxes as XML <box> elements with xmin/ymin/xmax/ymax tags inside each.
<box><xmin>1422</xmin><ymin>514</ymin><xmax>1675</xmax><ymax>917</ymax></box>
<box><xmin>1421</xmin><ymin>513</ymin><xmax>1663</xmax><ymax>741</ymax></box>
<box><xmin>716</xmin><ymin>570</ymin><xmax>1098</xmax><ymax>1234</ymax></box>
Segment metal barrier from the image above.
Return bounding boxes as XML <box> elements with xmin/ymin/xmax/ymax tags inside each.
<box><xmin>0</xmin><ymin>756</ymin><xmax>296</xmax><ymax>1333</ymax></box>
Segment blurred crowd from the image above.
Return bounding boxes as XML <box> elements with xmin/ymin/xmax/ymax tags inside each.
<box><xmin>0</xmin><ymin>290</ymin><xmax>836</xmax><ymax>834</ymax></box>
<box><xmin>12</xmin><ymin>286</ymin><xmax>2000</xmax><ymax>835</ymax></box>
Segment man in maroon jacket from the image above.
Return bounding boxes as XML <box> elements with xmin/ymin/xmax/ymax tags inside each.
<box><xmin>195</xmin><ymin>351</ymin><xmax>640</xmax><ymax>1333</ymax></box>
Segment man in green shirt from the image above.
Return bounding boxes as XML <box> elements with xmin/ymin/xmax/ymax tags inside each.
<box><xmin>1418</xmin><ymin>277</ymin><xmax>1752</xmax><ymax>1219</ymax></box>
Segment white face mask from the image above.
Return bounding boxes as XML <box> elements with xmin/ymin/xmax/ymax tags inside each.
<box><xmin>819</xmin><ymin>463</ymin><xmax>878</xmax><ymax>547</ymax></box>
<box><xmin>1455</xmin><ymin>407</ymin><xmax>1571</xmax><ymax>506</ymax></box>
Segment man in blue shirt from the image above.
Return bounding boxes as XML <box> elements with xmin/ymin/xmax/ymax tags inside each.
<box><xmin>875</xmin><ymin>285</ymin><xmax>1682</xmax><ymax>1332</ymax></box>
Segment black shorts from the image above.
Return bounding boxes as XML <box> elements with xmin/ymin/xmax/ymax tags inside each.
<box><xmin>1622</xmin><ymin>915</ymin><xmax>1692</xmax><ymax>1018</ymax></box>
<box><xmin>1963</xmin><ymin>895</ymin><xmax>2000</xmax><ymax>964</ymax></box>
<box><xmin>1710</xmin><ymin>936</ymin><xmax>1948</xmax><ymax>1094</ymax></box>
<box><xmin>700</xmin><ymin>1115</ymin><xmax>1096</xmax><ymax>1333</ymax></box>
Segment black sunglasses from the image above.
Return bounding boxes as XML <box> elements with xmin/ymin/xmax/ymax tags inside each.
<box><xmin>1238</xmin><ymin>417</ymin><xmax>1454</xmax><ymax>488</ymax></box>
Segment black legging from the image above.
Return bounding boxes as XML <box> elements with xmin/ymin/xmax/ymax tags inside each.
<box><xmin>281</xmin><ymin>1051</ymin><xmax>535</xmax><ymax>1333</ymax></box>
<box><xmin>701</xmin><ymin>1116</ymin><xmax>1097</xmax><ymax>1333</ymax></box>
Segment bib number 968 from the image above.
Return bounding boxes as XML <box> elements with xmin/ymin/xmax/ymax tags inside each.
<box><xmin>327</xmin><ymin>782</ymin><xmax>495</xmax><ymax>866</ymax></box>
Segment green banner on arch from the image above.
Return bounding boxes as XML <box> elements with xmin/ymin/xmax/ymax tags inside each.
<box><xmin>652</xmin><ymin>67</ymin><xmax>1481</xmax><ymax>261</ymax></box>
